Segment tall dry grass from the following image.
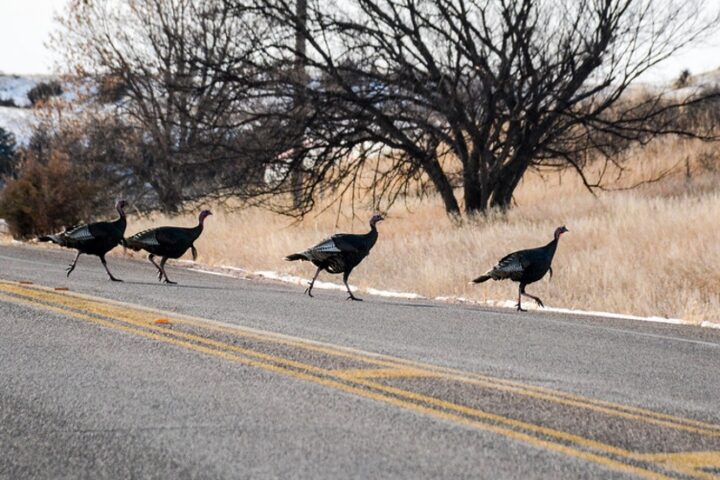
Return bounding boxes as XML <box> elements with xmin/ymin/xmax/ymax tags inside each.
<box><xmin>124</xmin><ymin>137</ymin><xmax>720</xmax><ymax>323</ymax></box>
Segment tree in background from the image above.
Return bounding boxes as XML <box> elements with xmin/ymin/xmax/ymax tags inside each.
<box><xmin>55</xmin><ymin>0</ymin><xmax>266</xmax><ymax>212</ymax></box>
<box><xmin>241</xmin><ymin>0</ymin><xmax>719</xmax><ymax>221</ymax></box>
<box><xmin>52</xmin><ymin>0</ymin><xmax>720</xmax><ymax>221</ymax></box>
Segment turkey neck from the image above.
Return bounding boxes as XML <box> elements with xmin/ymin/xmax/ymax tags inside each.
<box><xmin>366</xmin><ymin>222</ymin><xmax>379</xmax><ymax>249</ymax></box>
<box><xmin>544</xmin><ymin>236</ymin><xmax>560</xmax><ymax>260</ymax></box>
<box><xmin>188</xmin><ymin>216</ymin><xmax>206</xmax><ymax>240</ymax></box>
<box><xmin>115</xmin><ymin>205</ymin><xmax>127</xmax><ymax>232</ymax></box>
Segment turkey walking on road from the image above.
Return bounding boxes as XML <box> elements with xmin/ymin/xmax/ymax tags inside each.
<box><xmin>285</xmin><ymin>214</ymin><xmax>384</xmax><ymax>301</ymax></box>
<box><xmin>38</xmin><ymin>199</ymin><xmax>128</xmax><ymax>282</ymax></box>
<box><xmin>123</xmin><ymin>210</ymin><xmax>212</xmax><ymax>284</ymax></box>
<box><xmin>472</xmin><ymin>226</ymin><xmax>568</xmax><ymax>311</ymax></box>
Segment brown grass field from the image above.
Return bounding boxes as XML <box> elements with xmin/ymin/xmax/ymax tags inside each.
<box><xmin>119</xmin><ymin>138</ymin><xmax>719</xmax><ymax>323</ymax></box>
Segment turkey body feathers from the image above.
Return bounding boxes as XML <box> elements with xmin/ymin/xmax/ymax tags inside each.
<box><xmin>477</xmin><ymin>239</ymin><xmax>558</xmax><ymax>284</ymax></box>
<box><xmin>124</xmin><ymin>225</ymin><xmax>202</xmax><ymax>259</ymax></box>
<box><xmin>285</xmin><ymin>214</ymin><xmax>384</xmax><ymax>301</ymax></box>
<box><xmin>36</xmin><ymin>200</ymin><xmax>128</xmax><ymax>282</ymax></box>
<box><xmin>39</xmin><ymin>217</ymin><xmax>126</xmax><ymax>257</ymax></box>
<box><xmin>123</xmin><ymin>210</ymin><xmax>211</xmax><ymax>284</ymax></box>
<box><xmin>472</xmin><ymin>226</ymin><xmax>567</xmax><ymax>312</ymax></box>
<box><xmin>286</xmin><ymin>230</ymin><xmax>377</xmax><ymax>274</ymax></box>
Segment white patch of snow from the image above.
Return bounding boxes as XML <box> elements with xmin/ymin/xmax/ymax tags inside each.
<box><xmin>218</xmin><ymin>265</ymin><xmax>251</xmax><ymax>274</ymax></box>
<box><xmin>700</xmin><ymin>321</ymin><xmax>720</xmax><ymax>330</ymax></box>
<box><xmin>366</xmin><ymin>288</ymin><xmax>424</xmax><ymax>299</ymax></box>
<box><xmin>0</xmin><ymin>106</ymin><xmax>35</xmax><ymax>143</ymax></box>
<box><xmin>254</xmin><ymin>270</ymin><xmax>352</xmax><ymax>291</ymax></box>
<box><xmin>0</xmin><ymin>75</ymin><xmax>43</xmax><ymax>107</ymax></box>
<box><xmin>441</xmin><ymin>296</ymin><xmax>693</xmax><ymax>326</ymax></box>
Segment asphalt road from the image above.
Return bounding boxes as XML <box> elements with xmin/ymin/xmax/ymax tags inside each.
<box><xmin>1</xmin><ymin>243</ymin><xmax>720</xmax><ymax>479</ymax></box>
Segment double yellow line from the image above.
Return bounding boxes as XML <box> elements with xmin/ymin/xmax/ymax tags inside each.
<box><xmin>1</xmin><ymin>280</ymin><xmax>719</xmax><ymax>479</ymax></box>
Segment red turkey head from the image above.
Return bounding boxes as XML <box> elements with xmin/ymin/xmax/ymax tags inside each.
<box><xmin>369</xmin><ymin>213</ymin><xmax>384</xmax><ymax>227</ymax></box>
<box><xmin>554</xmin><ymin>225</ymin><xmax>569</xmax><ymax>239</ymax></box>
<box><xmin>199</xmin><ymin>209</ymin><xmax>212</xmax><ymax>223</ymax></box>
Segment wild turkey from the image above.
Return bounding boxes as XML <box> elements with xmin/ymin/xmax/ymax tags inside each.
<box><xmin>472</xmin><ymin>226</ymin><xmax>568</xmax><ymax>311</ymax></box>
<box><xmin>123</xmin><ymin>210</ymin><xmax>212</xmax><ymax>284</ymax></box>
<box><xmin>38</xmin><ymin>199</ymin><xmax>128</xmax><ymax>282</ymax></box>
<box><xmin>285</xmin><ymin>214</ymin><xmax>384</xmax><ymax>301</ymax></box>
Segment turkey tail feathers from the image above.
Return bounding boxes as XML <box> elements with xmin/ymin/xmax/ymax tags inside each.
<box><xmin>472</xmin><ymin>274</ymin><xmax>491</xmax><ymax>283</ymax></box>
<box><xmin>285</xmin><ymin>253</ymin><xmax>306</xmax><ymax>261</ymax></box>
<box><xmin>122</xmin><ymin>238</ymin><xmax>144</xmax><ymax>251</ymax></box>
<box><xmin>38</xmin><ymin>234</ymin><xmax>62</xmax><ymax>245</ymax></box>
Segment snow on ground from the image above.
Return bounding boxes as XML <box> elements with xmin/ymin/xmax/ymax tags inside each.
<box><xmin>0</xmin><ymin>106</ymin><xmax>35</xmax><ymax>143</ymax></box>
<box><xmin>0</xmin><ymin>74</ymin><xmax>47</xmax><ymax>107</ymax></box>
<box><xmin>180</xmin><ymin>262</ymin><xmax>720</xmax><ymax>329</ymax></box>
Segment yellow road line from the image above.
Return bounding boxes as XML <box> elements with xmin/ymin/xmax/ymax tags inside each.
<box><xmin>4</xmin><ymin>280</ymin><xmax>720</xmax><ymax>438</ymax></box>
<box><xmin>332</xmin><ymin>367</ymin><xmax>437</xmax><ymax>379</ymax></box>
<box><xmin>0</xmin><ymin>289</ymin><xmax>674</xmax><ymax>480</ymax></box>
<box><xmin>6</xmin><ymin>280</ymin><xmax>718</xmax><ymax>438</ymax></box>
<box><xmin>638</xmin><ymin>451</ymin><xmax>720</xmax><ymax>480</ymax></box>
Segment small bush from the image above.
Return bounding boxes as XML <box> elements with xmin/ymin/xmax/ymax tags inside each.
<box><xmin>0</xmin><ymin>153</ymin><xmax>102</xmax><ymax>239</ymax></box>
<box><xmin>0</xmin><ymin>126</ymin><xmax>17</xmax><ymax>178</ymax></box>
<box><xmin>27</xmin><ymin>81</ymin><xmax>63</xmax><ymax>106</ymax></box>
<box><xmin>674</xmin><ymin>69</ymin><xmax>691</xmax><ymax>89</ymax></box>
<box><xmin>0</xmin><ymin>97</ymin><xmax>16</xmax><ymax>107</ymax></box>
<box><xmin>97</xmin><ymin>74</ymin><xmax>128</xmax><ymax>104</ymax></box>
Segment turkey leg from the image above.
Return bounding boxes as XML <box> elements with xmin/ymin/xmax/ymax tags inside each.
<box><xmin>100</xmin><ymin>255</ymin><xmax>122</xmax><ymax>282</ymax></box>
<box><xmin>520</xmin><ymin>284</ymin><xmax>544</xmax><ymax>308</ymax></box>
<box><xmin>66</xmin><ymin>251</ymin><xmax>81</xmax><ymax>277</ymax></box>
<box><xmin>305</xmin><ymin>267</ymin><xmax>321</xmax><ymax>297</ymax></box>
<box><xmin>159</xmin><ymin>257</ymin><xmax>176</xmax><ymax>284</ymax></box>
<box><xmin>516</xmin><ymin>284</ymin><xmax>526</xmax><ymax>312</ymax></box>
<box><xmin>148</xmin><ymin>254</ymin><xmax>163</xmax><ymax>281</ymax></box>
<box><xmin>343</xmin><ymin>272</ymin><xmax>362</xmax><ymax>301</ymax></box>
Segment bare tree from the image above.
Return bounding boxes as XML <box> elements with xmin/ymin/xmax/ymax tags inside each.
<box><xmin>55</xmin><ymin>0</ymin><xmax>264</xmax><ymax>212</ymax></box>
<box><xmin>239</xmin><ymin>0</ymin><xmax>720</xmax><ymax>221</ymax></box>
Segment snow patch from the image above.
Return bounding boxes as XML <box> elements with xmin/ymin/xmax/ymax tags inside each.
<box><xmin>254</xmin><ymin>270</ymin><xmax>352</xmax><ymax>291</ymax></box>
<box><xmin>0</xmin><ymin>75</ymin><xmax>44</xmax><ymax>107</ymax></box>
<box><xmin>367</xmin><ymin>288</ymin><xmax>423</xmax><ymax>299</ymax></box>
<box><xmin>0</xmin><ymin>106</ymin><xmax>35</xmax><ymax>143</ymax></box>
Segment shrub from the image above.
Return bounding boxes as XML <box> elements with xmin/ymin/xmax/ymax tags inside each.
<box><xmin>0</xmin><ymin>97</ymin><xmax>16</xmax><ymax>107</ymax></box>
<box><xmin>97</xmin><ymin>74</ymin><xmax>128</xmax><ymax>104</ymax></box>
<box><xmin>27</xmin><ymin>81</ymin><xmax>63</xmax><ymax>106</ymax></box>
<box><xmin>0</xmin><ymin>152</ymin><xmax>102</xmax><ymax>239</ymax></box>
<box><xmin>674</xmin><ymin>69</ymin><xmax>692</xmax><ymax>89</ymax></box>
<box><xmin>0</xmin><ymin>126</ymin><xmax>16</xmax><ymax>177</ymax></box>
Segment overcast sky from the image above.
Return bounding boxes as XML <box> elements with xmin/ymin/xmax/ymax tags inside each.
<box><xmin>1</xmin><ymin>0</ymin><xmax>719</xmax><ymax>82</ymax></box>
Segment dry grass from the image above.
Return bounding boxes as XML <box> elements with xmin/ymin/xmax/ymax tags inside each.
<box><xmin>123</xmin><ymin>137</ymin><xmax>720</xmax><ymax>323</ymax></box>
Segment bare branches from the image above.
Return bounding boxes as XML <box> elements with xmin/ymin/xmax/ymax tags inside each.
<box><xmin>54</xmin><ymin>0</ymin><xmax>720</xmax><ymax>218</ymax></box>
<box><xmin>238</xmin><ymin>0</ymin><xmax>720</xmax><ymax>218</ymax></box>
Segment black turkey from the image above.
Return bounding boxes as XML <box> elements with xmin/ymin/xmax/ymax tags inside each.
<box><xmin>473</xmin><ymin>226</ymin><xmax>568</xmax><ymax>311</ymax></box>
<box><xmin>38</xmin><ymin>199</ymin><xmax>128</xmax><ymax>281</ymax></box>
<box><xmin>285</xmin><ymin>214</ymin><xmax>384</xmax><ymax>301</ymax></box>
<box><xmin>123</xmin><ymin>210</ymin><xmax>212</xmax><ymax>284</ymax></box>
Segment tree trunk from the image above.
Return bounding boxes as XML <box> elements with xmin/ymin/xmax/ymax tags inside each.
<box><xmin>463</xmin><ymin>175</ymin><xmax>486</xmax><ymax>216</ymax></box>
<box><xmin>462</xmin><ymin>150</ymin><xmax>490</xmax><ymax>217</ymax></box>
<box><xmin>422</xmin><ymin>155</ymin><xmax>461</xmax><ymax>223</ymax></box>
<box><xmin>490</xmin><ymin>160</ymin><xmax>529</xmax><ymax>211</ymax></box>
<box><xmin>291</xmin><ymin>0</ymin><xmax>308</xmax><ymax>210</ymax></box>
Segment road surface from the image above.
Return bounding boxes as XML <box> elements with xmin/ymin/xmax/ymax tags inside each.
<box><xmin>1</xmin><ymin>244</ymin><xmax>719</xmax><ymax>479</ymax></box>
